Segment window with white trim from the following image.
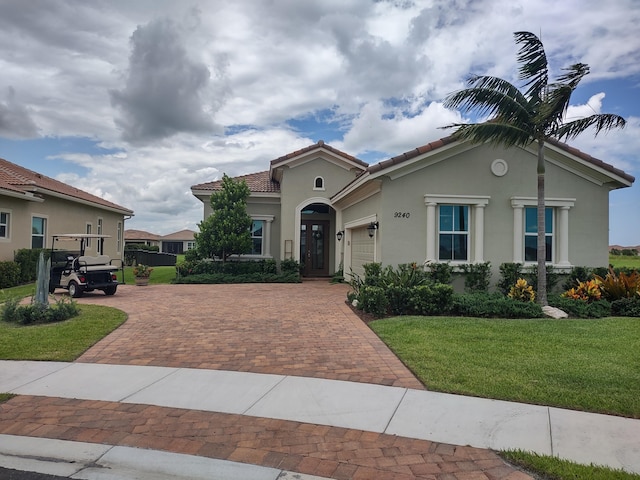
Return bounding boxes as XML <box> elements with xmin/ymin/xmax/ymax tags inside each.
<box><xmin>186</xmin><ymin>241</ymin><xmax>195</xmax><ymax>251</ymax></box>
<box><xmin>86</xmin><ymin>223</ymin><xmax>92</xmax><ymax>248</ymax></box>
<box><xmin>424</xmin><ymin>195</ymin><xmax>490</xmax><ymax>264</ymax></box>
<box><xmin>32</xmin><ymin>217</ymin><xmax>46</xmax><ymax>248</ymax></box>
<box><xmin>0</xmin><ymin>212</ymin><xmax>9</xmax><ymax>239</ymax></box>
<box><xmin>313</xmin><ymin>176</ymin><xmax>325</xmax><ymax>190</ymax></box>
<box><xmin>97</xmin><ymin>218</ymin><xmax>103</xmax><ymax>254</ymax></box>
<box><xmin>117</xmin><ymin>222</ymin><xmax>122</xmax><ymax>252</ymax></box>
<box><xmin>439</xmin><ymin>205</ymin><xmax>469</xmax><ymax>261</ymax></box>
<box><xmin>251</xmin><ymin>220</ymin><xmax>264</xmax><ymax>255</ymax></box>
<box><xmin>524</xmin><ymin>207</ymin><xmax>553</xmax><ymax>262</ymax></box>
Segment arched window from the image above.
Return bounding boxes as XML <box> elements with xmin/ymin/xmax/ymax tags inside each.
<box><xmin>314</xmin><ymin>176</ymin><xmax>325</xmax><ymax>190</ymax></box>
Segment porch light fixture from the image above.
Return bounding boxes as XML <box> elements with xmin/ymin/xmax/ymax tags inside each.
<box><xmin>367</xmin><ymin>221</ymin><xmax>379</xmax><ymax>238</ymax></box>
<box><xmin>336</xmin><ymin>230</ymin><xmax>344</xmax><ymax>241</ymax></box>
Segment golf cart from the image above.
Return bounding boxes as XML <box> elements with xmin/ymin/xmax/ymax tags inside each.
<box><xmin>49</xmin><ymin>234</ymin><xmax>122</xmax><ymax>297</ymax></box>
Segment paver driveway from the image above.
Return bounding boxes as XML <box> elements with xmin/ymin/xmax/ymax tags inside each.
<box><xmin>75</xmin><ymin>282</ymin><xmax>424</xmax><ymax>389</ymax></box>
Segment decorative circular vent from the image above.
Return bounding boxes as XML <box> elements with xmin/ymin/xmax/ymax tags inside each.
<box><xmin>491</xmin><ymin>159</ymin><xmax>509</xmax><ymax>177</ymax></box>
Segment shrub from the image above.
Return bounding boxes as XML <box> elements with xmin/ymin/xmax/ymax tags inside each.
<box><xmin>549</xmin><ymin>295</ymin><xmax>611</xmax><ymax>318</ymax></box>
<box><xmin>594</xmin><ymin>267</ymin><xmax>640</xmax><ymax>301</ymax></box>
<box><xmin>611</xmin><ymin>298</ymin><xmax>640</xmax><ymax>317</ymax></box>
<box><xmin>363</xmin><ymin>263</ymin><xmax>384</xmax><ymax>286</ymax></box>
<box><xmin>526</xmin><ymin>264</ymin><xmax>559</xmax><ymax>293</ymax></box>
<box><xmin>174</xmin><ymin>273</ymin><xmax>300</xmax><ymax>284</ymax></box>
<box><xmin>562</xmin><ymin>266</ymin><xmax>593</xmax><ymax>291</ymax></box>
<box><xmin>2</xmin><ymin>297</ymin><xmax>80</xmax><ymax>325</ymax></box>
<box><xmin>508</xmin><ymin>278</ymin><xmax>535</xmax><ymax>302</ymax></box>
<box><xmin>498</xmin><ymin>263</ymin><xmax>524</xmax><ymax>295</ymax></box>
<box><xmin>359</xmin><ymin>285</ymin><xmax>389</xmax><ymax>317</ymax></box>
<box><xmin>387</xmin><ymin>285</ymin><xmax>412</xmax><ymax>315</ymax></box>
<box><xmin>562</xmin><ymin>279</ymin><xmax>602</xmax><ymax>303</ymax></box>
<box><xmin>425</xmin><ymin>262</ymin><xmax>453</xmax><ymax>284</ymax></box>
<box><xmin>0</xmin><ymin>261</ymin><xmax>20</xmax><ymax>288</ymax></box>
<box><xmin>280</xmin><ymin>258</ymin><xmax>301</xmax><ymax>275</ymax></box>
<box><xmin>14</xmin><ymin>248</ymin><xmax>46</xmax><ymax>284</ymax></box>
<box><xmin>409</xmin><ymin>284</ymin><xmax>454</xmax><ymax>315</ymax></box>
<box><xmin>177</xmin><ymin>258</ymin><xmax>285</xmax><ymax>277</ymax></box>
<box><xmin>460</xmin><ymin>262</ymin><xmax>491</xmax><ymax>293</ymax></box>
<box><xmin>452</xmin><ymin>293</ymin><xmax>543</xmax><ymax>318</ymax></box>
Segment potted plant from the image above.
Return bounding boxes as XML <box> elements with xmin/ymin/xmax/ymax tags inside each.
<box><xmin>133</xmin><ymin>264</ymin><xmax>153</xmax><ymax>286</ymax></box>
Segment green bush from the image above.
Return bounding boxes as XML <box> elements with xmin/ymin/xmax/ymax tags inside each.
<box><xmin>611</xmin><ymin>298</ymin><xmax>640</xmax><ymax>317</ymax></box>
<box><xmin>280</xmin><ymin>258</ymin><xmax>301</xmax><ymax>275</ymax></box>
<box><xmin>14</xmin><ymin>248</ymin><xmax>46</xmax><ymax>284</ymax></box>
<box><xmin>409</xmin><ymin>284</ymin><xmax>454</xmax><ymax>315</ymax></box>
<box><xmin>452</xmin><ymin>293</ymin><xmax>544</xmax><ymax>318</ymax></box>
<box><xmin>562</xmin><ymin>266</ymin><xmax>593</xmax><ymax>291</ymax></box>
<box><xmin>0</xmin><ymin>261</ymin><xmax>20</xmax><ymax>288</ymax></box>
<box><xmin>425</xmin><ymin>262</ymin><xmax>453</xmax><ymax>284</ymax></box>
<box><xmin>386</xmin><ymin>285</ymin><xmax>412</xmax><ymax>315</ymax></box>
<box><xmin>548</xmin><ymin>295</ymin><xmax>611</xmax><ymax>318</ymax></box>
<box><xmin>498</xmin><ymin>263</ymin><xmax>524</xmax><ymax>295</ymax></box>
<box><xmin>176</xmin><ymin>259</ymin><xmax>282</xmax><ymax>277</ymax></box>
<box><xmin>2</xmin><ymin>297</ymin><xmax>80</xmax><ymax>325</ymax></box>
<box><xmin>174</xmin><ymin>272</ymin><xmax>300</xmax><ymax>284</ymax></box>
<box><xmin>363</xmin><ymin>262</ymin><xmax>384</xmax><ymax>286</ymax></box>
<box><xmin>359</xmin><ymin>285</ymin><xmax>389</xmax><ymax>317</ymax></box>
<box><xmin>461</xmin><ymin>262</ymin><xmax>491</xmax><ymax>293</ymax></box>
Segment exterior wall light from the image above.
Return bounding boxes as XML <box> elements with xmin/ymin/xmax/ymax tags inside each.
<box><xmin>336</xmin><ymin>230</ymin><xmax>344</xmax><ymax>241</ymax></box>
<box><xmin>367</xmin><ymin>221</ymin><xmax>379</xmax><ymax>238</ymax></box>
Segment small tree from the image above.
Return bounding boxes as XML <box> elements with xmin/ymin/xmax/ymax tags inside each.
<box><xmin>194</xmin><ymin>174</ymin><xmax>252</xmax><ymax>262</ymax></box>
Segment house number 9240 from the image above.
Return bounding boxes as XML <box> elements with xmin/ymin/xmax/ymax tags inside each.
<box><xmin>394</xmin><ymin>212</ymin><xmax>410</xmax><ymax>218</ymax></box>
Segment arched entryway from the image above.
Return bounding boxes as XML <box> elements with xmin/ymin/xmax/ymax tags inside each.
<box><xmin>296</xmin><ymin>200</ymin><xmax>336</xmax><ymax>277</ymax></box>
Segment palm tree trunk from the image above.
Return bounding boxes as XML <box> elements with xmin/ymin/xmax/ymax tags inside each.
<box><xmin>537</xmin><ymin>139</ymin><xmax>548</xmax><ymax>306</ymax></box>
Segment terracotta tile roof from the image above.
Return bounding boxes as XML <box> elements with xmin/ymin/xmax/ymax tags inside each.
<box><xmin>0</xmin><ymin>157</ymin><xmax>133</xmax><ymax>214</ymax></box>
<box><xmin>366</xmin><ymin>135</ymin><xmax>635</xmax><ymax>184</ymax></box>
<box><xmin>192</xmin><ymin>171</ymin><xmax>280</xmax><ymax>193</ymax></box>
<box><xmin>161</xmin><ymin>229</ymin><xmax>196</xmax><ymax>241</ymax></box>
<box><xmin>270</xmin><ymin>140</ymin><xmax>369</xmax><ymax>169</ymax></box>
<box><xmin>124</xmin><ymin>229</ymin><xmax>161</xmax><ymax>241</ymax></box>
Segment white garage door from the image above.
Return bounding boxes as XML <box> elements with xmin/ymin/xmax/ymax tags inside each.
<box><xmin>350</xmin><ymin>227</ymin><xmax>375</xmax><ymax>279</ymax></box>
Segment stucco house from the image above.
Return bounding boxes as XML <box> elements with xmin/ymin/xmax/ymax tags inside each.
<box><xmin>124</xmin><ymin>229</ymin><xmax>161</xmax><ymax>248</ymax></box>
<box><xmin>160</xmin><ymin>229</ymin><xmax>196</xmax><ymax>254</ymax></box>
<box><xmin>191</xmin><ymin>137</ymin><xmax>634</xmax><ymax>282</ymax></box>
<box><xmin>0</xmin><ymin>158</ymin><xmax>133</xmax><ymax>262</ymax></box>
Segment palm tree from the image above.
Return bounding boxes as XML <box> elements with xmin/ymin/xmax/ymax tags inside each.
<box><xmin>443</xmin><ymin>31</ymin><xmax>626</xmax><ymax>305</ymax></box>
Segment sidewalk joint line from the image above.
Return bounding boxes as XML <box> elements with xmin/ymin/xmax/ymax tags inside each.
<box><xmin>242</xmin><ymin>374</ymin><xmax>288</xmax><ymax>414</ymax></box>
<box><xmin>547</xmin><ymin>407</ymin><xmax>554</xmax><ymax>457</ymax></box>
<box><xmin>118</xmin><ymin>366</ymin><xmax>181</xmax><ymax>402</ymax></box>
<box><xmin>383</xmin><ymin>387</ymin><xmax>409</xmax><ymax>434</ymax></box>
<box><xmin>7</xmin><ymin>361</ymin><xmax>74</xmax><ymax>394</ymax></box>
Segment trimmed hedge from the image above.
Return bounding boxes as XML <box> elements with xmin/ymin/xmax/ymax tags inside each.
<box><xmin>452</xmin><ymin>293</ymin><xmax>544</xmax><ymax>318</ymax></box>
<box><xmin>0</xmin><ymin>261</ymin><xmax>20</xmax><ymax>288</ymax></box>
<box><xmin>2</xmin><ymin>297</ymin><xmax>80</xmax><ymax>325</ymax></box>
<box><xmin>174</xmin><ymin>273</ymin><xmax>301</xmax><ymax>284</ymax></box>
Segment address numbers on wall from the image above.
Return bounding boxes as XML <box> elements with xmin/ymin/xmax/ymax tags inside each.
<box><xmin>393</xmin><ymin>212</ymin><xmax>411</xmax><ymax>218</ymax></box>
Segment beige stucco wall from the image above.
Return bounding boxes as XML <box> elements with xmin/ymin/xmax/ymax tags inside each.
<box><xmin>340</xmin><ymin>142</ymin><xmax>618</xmax><ymax>286</ymax></box>
<box><xmin>0</xmin><ymin>193</ymin><xmax>127</xmax><ymax>262</ymax></box>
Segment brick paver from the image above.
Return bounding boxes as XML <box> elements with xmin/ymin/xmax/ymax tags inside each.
<box><xmin>0</xmin><ymin>396</ymin><xmax>532</xmax><ymax>480</ymax></box>
<box><xmin>1</xmin><ymin>282</ymin><xmax>535</xmax><ymax>479</ymax></box>
<box><xmin>75</xmin><ymin>283</ymin><xmax>423</xmax><ymax>389</ymax></box>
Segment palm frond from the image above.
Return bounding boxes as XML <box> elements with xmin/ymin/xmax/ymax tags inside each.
<box><xmin>447</xmin><ymin>121</ymin><xmax>533</xmax><ymax>148</ymax></box>
<box><xmin>555</xmin><ymin>114</ymin><xmax>626</xmax><ymax>141</ymax></box>
<box><xmin>444</xmin><ymin>85</ymin><xmax>530</xmax><ymax>124</ymax></box>
<box><xmin>514</xmin><ymin>31</ymin><xmax>549</xmax><ymax>100</ymax></box>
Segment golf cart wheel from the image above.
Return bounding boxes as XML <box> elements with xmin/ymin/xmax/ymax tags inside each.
<box><xmin>104</xmin><ymin>285</ymin><xmax>117</xmax><ymax>296</ymax></box>
<box><xmin>49</xmin><ymin>282</ymin><xmax>56</xmax><ymax>294</ymax></box>
<box><xmin>68</xmin><ymin>281</ymin><xmax>83</xmax><ymax>298</ymax></box>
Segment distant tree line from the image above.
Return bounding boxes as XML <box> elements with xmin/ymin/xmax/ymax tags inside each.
<box><xmin>610</xmin><ymin>248</ymin><xmax>638</xmax><ymax>256</ymax></box>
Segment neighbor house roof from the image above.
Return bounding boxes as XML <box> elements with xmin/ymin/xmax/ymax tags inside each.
<box><xmin>0</xmin><ymin>158</ymin><xmax>134</xmax><ymax>214</ymax></box>
<box><xmin>124</xmin><ymin>229</ymin><xmax>161</xmax><ymax>241</ymax></box>
<box><xmin>162</xmin><ymin>229</ymin><xmax>196</xmax><ymax>241</ymax></box>
<box><xmin>270</xmin><ymin>140</ymin><xmax>368</xmax><ymax>170</ymax></box>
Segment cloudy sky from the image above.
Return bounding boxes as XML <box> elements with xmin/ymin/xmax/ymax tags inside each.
<box><xmin>0</xmin><ymin>0</ymin><xmax>639</xmax><ymax>244</ymax></box>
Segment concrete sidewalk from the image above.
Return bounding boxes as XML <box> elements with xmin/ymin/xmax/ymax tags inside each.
<box><xmin>1</xmin><ymin>360</ymin><xmax>639</xmax><ymax>477</ymax></box>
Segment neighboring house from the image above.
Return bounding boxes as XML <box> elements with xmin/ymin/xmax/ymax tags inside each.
<box><xmin>124</xmin><ymin>229</ymin><xmax>161</xmax><ymax>248</ymax></box>
<box><xmin>160</xmin><ymin>229</ymin><xmax>196</xmax><ymax>254</ymax></box>
<box><xmin>0</xmin><ymin>157</ymin><xmax>133</xmax><ymax>262</ymax></box>
<box><xmin>191</xmin><ymin>138</ymin><xmax>634</xmax><ymax>282</ymax></box>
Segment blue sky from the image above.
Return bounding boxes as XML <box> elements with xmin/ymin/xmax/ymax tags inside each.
<box><xmin>0</xmin><ymin>0</ymin><xmax>638</xmax><ymax>245</ymax></box>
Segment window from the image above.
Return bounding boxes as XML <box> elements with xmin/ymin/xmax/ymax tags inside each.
<box><xmin>86</xmin><ymin>223</ymin><xmax>92</xmax><ymax>248</ymax></box>
<box><xmin>186</xmin><ymin>241</ymin><xmax>195</xmax><ymax>251</ymax></box>
<box><xmin>32</xmin><ymin>217</ymin><xmax>46</xmax><ymax>248</ymax></box>
<box><xmin>97</xmin><ymin>218</ymin><xmax>103</xmax><ymax>254</ymax></box>
<box><xmin>251</xmin><ymin>220</ymin><xmax>264</xmax><ymax>255</ymax></box>
<box><xmin>313</xmin><ymin>176</ymin><xmax>325</xmax><ymax>190</ymax></box>
<box><xmin>117</xmin><ymin>222</ymin><xmax>122</xmax><ymax>252</ymax></box>
<box><xmin>425</xmin><ymin>195</ymin><xmax>489</xmax><ymax>264</ymax></box>
<box><xmin>439</xmin><ymin>205</ymin><xmax>469</xmax><ymax>261</ymax></box>
<box><xmin>0</xmin><ymin>212</ymin><xmax>9</xmax><ymax>239</ymax></box>
<box><xmin>524</xmin><ymin>207</ymin><xmax>553</xmax><ymax>262</ymax></box>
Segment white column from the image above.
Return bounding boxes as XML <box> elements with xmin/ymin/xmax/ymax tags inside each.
<box><xmin>512</xmin><ymin>204</ymin><xmax>524</xmax><ymax>263</ymax></box>
<box><xmin>426</xmin><ymin>202</ymin><xmax>437</xmax><ymax>262</ymax></box>
<box><xmin>557</xmin><ymin>206</ymin><xmax>570</xmax><ymax>266</ymax></box>
<box><xmin>473</xmin><ymin>204</ymin><xmax>485</xmax><ymax>263</ymax></box>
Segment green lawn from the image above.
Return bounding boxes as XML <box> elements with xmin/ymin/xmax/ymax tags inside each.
<box><xmin>609</xmin><ymin>254</ymin><xmax>640</xmax><ymax>269</ymax></box>
<box><xmin>120</xmin><ymin>264</ymin><xmax>177</xmax><ymax>285</ymax></box>
<box><xmin>0</xmin><ymin>304</ymin><xmax>126</xmax><ymax>361</ymax></box>
<box><xmin>371</xmin><ymin>316</ymin><xmax>640</xmax><ymax>418</ymax></box>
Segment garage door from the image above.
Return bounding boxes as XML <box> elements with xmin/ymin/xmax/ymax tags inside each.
<box><xmin>350</xmin><ymin>227</ymin><xmax>375</xmax><ymax>279</ymax></box>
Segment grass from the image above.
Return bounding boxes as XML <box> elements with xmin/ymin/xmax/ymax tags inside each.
<box><xmin>501</xmin><ymin>450</ymin><xmax>640</xmax><ymax>479</ymax></box>
<box><xmin>370</xmin><ymin>316</ymin><xmax>640</xmax><ymax>418</ymax></box>
<box><xmin>0</xmin><ymin>284</ymin><xmax>36</xmax><ymax>304</ymax></box>
<box><xmin>609</xmin><ymin>254</ymin><xmax>640</xmax><ymax>269</ymax></box>
<box><xmin>0</xmin><ymin>304</ymin><xmax>127</xmax><ymax>361</ymax></box>
<box><xmin>119</xmin><ymin>264</ymin><xmax>177</xmax><ymax>285</ymax></box>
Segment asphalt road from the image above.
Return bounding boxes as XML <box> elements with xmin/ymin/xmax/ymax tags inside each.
<box><xmin>0</xmin><ymin>467</ymin><xmax>69</xmax><ymax>479</ymax></box>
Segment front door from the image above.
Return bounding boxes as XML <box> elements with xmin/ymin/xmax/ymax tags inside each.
<box><xmin>300</xmin><ymin>220</ymin><xmax>329</xmax><ymax>277</ymax></box>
